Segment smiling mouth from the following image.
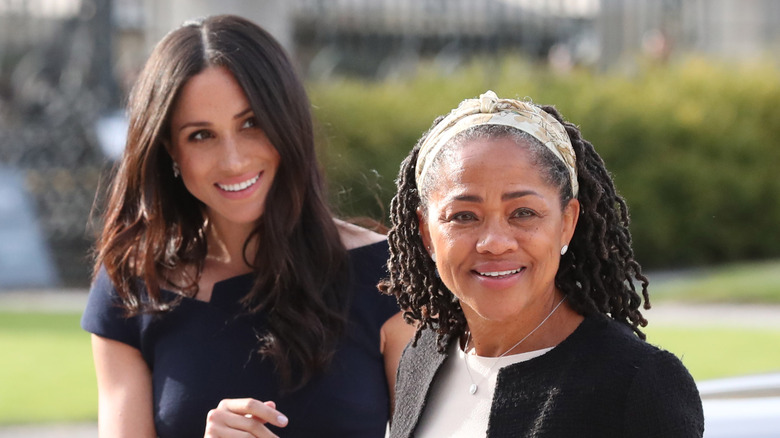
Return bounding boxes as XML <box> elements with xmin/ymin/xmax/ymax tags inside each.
<box><xmin>476</xmin><ymin>268</ymin><xmax>525</xmax><ymax>278</ymax></box>
<box><xmin>217</xmin><ymin>173</ymin><xmax>260</xmax><ymax>192</ymax></box>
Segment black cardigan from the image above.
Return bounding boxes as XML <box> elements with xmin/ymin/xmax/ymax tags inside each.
<box><xmin>391</xmin><ymin>315</ymin><xmax>704</xmax><ymax>438</ymax></box>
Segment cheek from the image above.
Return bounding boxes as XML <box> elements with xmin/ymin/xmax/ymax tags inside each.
<box><xmin>427</xmin><ymin>223</ymin><xmax>448</xmax><ymax>249</ymax></box>
<box><xmin>265</xmin><ymin>146</ymin><xmax>281</xmax><ymax>169</ymax></box>
<box><xmin>176</xmin><ymin>147</ymin><xmax>202</xmax><ymax>170</ymax></box>
<box><xmin>179</xmin><ymin>158</ymin><xmax>206</xmax><ymax>182</ymax></box>
<box><xmin>177</xmin><ymin>157</ymin><xmax>214</xmax><ymax>196</ymax></box>
<box><xmin>528</xmin><ymin>229</ymin><xmax>564</xmax><ymax>271</ymax></box>
<box><xmin>431</xmin><ymin>226</ymin><xmax>473</xmax><ymax>263</ymax></box>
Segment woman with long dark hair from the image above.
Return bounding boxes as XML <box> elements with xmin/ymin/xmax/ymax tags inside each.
<box><xmin>82</xmin><ymin>15</ymin><xmax>412</xmax><ymax>438</ymax></box>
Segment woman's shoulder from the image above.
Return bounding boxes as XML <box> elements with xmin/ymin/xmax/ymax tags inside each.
<box><xmin>89</xmin><ymin>264</ymin><xmax>153</xmax><ymax>300</ymax></box>
<box><xmin>335</xmin><ymin>218</ymin><xmax>387</xmax><ymax>250</ymax></box>
<box><xmin>88</xmin><ymin>264</ymin><xmax>134</xmax><ymax>301</ymax></box>
<box><xmin>82</xmin><ymin>265</ymin><xmax>145</xmax><ymax>348</ymax></box>
<box><xmin>333</xmin><ymin>219</ymin><xmax>399</xmax><ymax>321</ymax></box>
<box><xmin>618</xmin><ymin>328</ymin><xmax>704</xmax><ymax>435</ymax></box>
<box><xmin>570</xmin><ymin>315</ymin><xmax>696</xmax><ymax>383</ymax></box>
<box><xmin>552</xmin><ymin>314</ymin><xmax>671</xmax><ymax>373</ymax></box>
<box><xmin>559</xmin><ymin>315</ymin><xmax>701</xmax><ymax>410</ymax></box>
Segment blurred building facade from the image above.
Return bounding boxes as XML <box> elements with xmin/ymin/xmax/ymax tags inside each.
<box><xmin>0</xmin><ymin>0</ymin><xmax>114</xmax><ymax>287</ymax></box>
<box><xmin>1</xmin><ymin>0</ymin><xmax>779</xmax><ymax>287</ymax></box>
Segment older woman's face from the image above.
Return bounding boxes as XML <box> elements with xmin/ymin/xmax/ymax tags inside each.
<box><xmin>418</xmin><ymin>137</ymin><xmax>579</xmax><ymax>324</ymax></box>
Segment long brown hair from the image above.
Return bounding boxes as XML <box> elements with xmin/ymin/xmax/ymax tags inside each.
<box><xmin>93</xmin><ymin>15</ymin><xmax>348</xmax><ymax>389</ymax></box>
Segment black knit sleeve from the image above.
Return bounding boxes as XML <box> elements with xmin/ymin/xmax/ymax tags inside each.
<box><xmin>624</xmin><ymin>349</ymin><xmax>705</xmax><ymax>437</ymax></box>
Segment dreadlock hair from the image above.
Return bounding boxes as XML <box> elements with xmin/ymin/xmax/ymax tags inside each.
<box><xmin>378</xmin><ymin>103</ymin><xmax>650</xmax><ymax>352</ymax></box>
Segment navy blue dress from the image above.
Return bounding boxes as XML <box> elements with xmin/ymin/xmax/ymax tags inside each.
<box><xmin>81</xmin><ymin>240</ymin><xmax>399</xmax><ymax>438</ymax></box>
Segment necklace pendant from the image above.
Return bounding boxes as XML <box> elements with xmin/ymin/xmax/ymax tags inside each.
<box><xmin>469</xmin><ymin>383</ymin><xmax>478</xmax><ymax>395</ymax></box>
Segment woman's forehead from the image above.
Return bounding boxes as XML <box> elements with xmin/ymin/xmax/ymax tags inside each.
<box><xmin>436</xmin><ymin>137</ymin><xmax>534</xmax><ymax>175</ymax></box>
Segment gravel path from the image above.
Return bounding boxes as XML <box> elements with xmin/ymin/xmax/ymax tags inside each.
<box><xmin>645</xmin><ymin>302</ymin><xmax>780</xmax><ymax>329</ymax></box>
<box><xmin>0</xmin><ymin>423</ymin><xmax>97</xmax><ymax>438</ymax></box>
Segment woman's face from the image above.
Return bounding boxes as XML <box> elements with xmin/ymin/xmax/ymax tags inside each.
<box><xmin>167</xmin><ymin>66</ymin><xmax>280</xmax><ymax>234</ymax></box>
<box><xmin>418</xmin><ymin>137</ymin><xmax>579</xmax><ymax>324</ymax></box>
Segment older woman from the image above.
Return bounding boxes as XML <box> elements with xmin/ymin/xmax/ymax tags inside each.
<box><xmin>380</xmin><ymin>91</ymin><xmax>704</xmax><ymax>437</ymax></box>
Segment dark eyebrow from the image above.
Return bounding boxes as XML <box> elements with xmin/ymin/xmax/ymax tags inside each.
<box><xmin>178</xmin><ymin>121</ymin><xmax>209</xmax><ymax>132</ymax></box>
<box><xmin>502</xmin><ymin>190</ymin><xmax>540</xmax><ymax>201</ymax></box>
<box><xmin>451</xmin><ymin>190</ymin><xmax>540</xmax><ymax>203</ymax></box>
<box><xmin>453</xmin><ymin>194</ymin><xmax>482</xmax><ymax>203</ymax></box>
<box><xmin>177</xmin><ymin>108</ymin><xmax>253</xmax><ymax>133</ymax></box>
<box><xmin>234</xmin><ymin>108</ymin><xmax>253</xmax><ymax>119</ymax></box>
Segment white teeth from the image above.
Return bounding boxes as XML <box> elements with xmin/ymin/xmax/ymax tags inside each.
<box><xmin>479</xmin><ymin>268</ymin><xmax>522</xmax><ymax>277</ymax></box>
<box><xmin>218</xmin><ymin>174</ymin><xmax>259</xmax><ymax>192</ymax></box>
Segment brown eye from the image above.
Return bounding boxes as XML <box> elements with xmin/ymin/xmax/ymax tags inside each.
<box><xmin>511</xmin><ymin>208</ymin><xmax>535</xmax><ymax>219</ymax></box>
<box><xmin>242</xmin><ymin>117</ymin><xmax>258</xmax><ymax>129</ymax></box>
<box><xmin>189</xmin><ymin>130</ymin><xmax>212</xmax><ymax>142</ymax></box>
<box><xmin>451</xmin><ymin>212</ymin><xmax>478</xmax><ymax>222</ymax></box>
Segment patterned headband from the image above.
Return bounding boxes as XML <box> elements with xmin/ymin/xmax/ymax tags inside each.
<box><xmin>415</xmin><ymin>90</ymin><xmax>579</xmax><ymax>198</ymax></box>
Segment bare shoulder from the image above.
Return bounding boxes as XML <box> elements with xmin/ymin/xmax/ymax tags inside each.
<box><xmin>335</xmin><ymin>218</ymin><xmax>387</xmax><ymax>250</ymax></box>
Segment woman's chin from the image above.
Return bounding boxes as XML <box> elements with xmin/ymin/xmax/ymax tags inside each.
<box><xmin>462</xmin><ymin>301</ymin><xmax>526</xmax><ymax>325</ymax></box>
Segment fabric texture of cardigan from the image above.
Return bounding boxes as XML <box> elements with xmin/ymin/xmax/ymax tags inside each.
<box><xmin>391</xmin><ymin>314</ymin><xmax>704</xmax><ymax>438</ymax></box>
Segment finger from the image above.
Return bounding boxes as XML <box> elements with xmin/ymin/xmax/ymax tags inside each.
<box><xmin>217</xmin><ymin>398</ymin><xmax>288</xmax><ymax>428</ymax></box>
<box><xmin>205</xmin><ymin>408</ymin><xmax>279</xmax><ymax>438</ymax></box>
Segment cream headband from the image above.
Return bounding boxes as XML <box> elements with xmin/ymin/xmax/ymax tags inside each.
<box><xmin>415</xmin><ymin>90</ymin><xmax>579</xmax><ymax>198</ymax></box>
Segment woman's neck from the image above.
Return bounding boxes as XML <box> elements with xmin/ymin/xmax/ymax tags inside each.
<box><xmin>462</xmin><ymin>293</ymin><xmax>583</xmax><ymax>357</ymax></box>
<box><xmin>204</xmin><ymin>218</ymin><xmax>257</xmax><ymax>276</ymax></box>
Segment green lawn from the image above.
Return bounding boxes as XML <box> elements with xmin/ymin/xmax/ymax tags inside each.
<box><xmin>645</xmin><ymin>260</ymin><xmax>780</xmax><ymax>380</ymax></box>
<box><xmin>1</xmin><ymin>259</ymin><xmax>780</xmax><ymax>425</ymax></box>
<box><xmin>646</xmin><ymin>325</ymin><xmax>780</xmax><ymax>381</ymax></box>
<box><xmin>0</xmin><ymin>312</ymin><xmax>96</xmax><ymax>425</ymax></box>
<box><xmin>649</xmin><ymin>259</ymin><xmax>780</xmax><ymax>303</ymax></box>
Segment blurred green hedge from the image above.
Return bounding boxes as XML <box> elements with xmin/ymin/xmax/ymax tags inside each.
<box><xmin>308</xmin><ymin>57</ymin><xmax>780</xmax><ymax>269</ymax></box>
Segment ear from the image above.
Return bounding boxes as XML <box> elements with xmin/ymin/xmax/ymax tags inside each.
<box><xmin>416</xmin><ymin>207</ymin><xmax>433</xmax><ymax>255</ymax></box>
<box><xmin>162</xmin><ymin>138</ymin><xmax>174</xmax><ymax>156</ymax></box>
<box><xmin>560</xmin><ymin>198</ymin><xmax>580</xmax><ymax>248</ymax></box>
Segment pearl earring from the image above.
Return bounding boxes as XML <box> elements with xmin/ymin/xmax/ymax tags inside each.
<box><xmin>560</xmin><ymin>245</ymin><xmax>569</xmax><ymax>256</ymax></box>
<box><xmin>172</xmin><ymin>161</ymin><xmax>181</xmax><ymax>178</ymax></box>
<box><xmin>431</xmin><ymin>253</ymin><xmax>437</xmax><ymax>263</ymax></box>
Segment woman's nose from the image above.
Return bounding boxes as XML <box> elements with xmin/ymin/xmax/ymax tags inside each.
<box><xmin>220</xmin><ymin>136</ymin><xmax>249</xmax><ymax>172</ymax></box>
<box><xmin>475</xmin><ymin>219</ymin><xmax>518</xmax><ymax>255</ymax></box>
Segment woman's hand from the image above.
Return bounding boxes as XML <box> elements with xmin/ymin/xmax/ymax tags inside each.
<box><xmin>204</xmin><ymin>398</ymin><xmax>289</xmax><ymax>438</ymax></box>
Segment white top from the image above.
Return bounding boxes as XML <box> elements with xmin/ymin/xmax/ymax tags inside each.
<box><xmin>415</xmin><ymin>341</ymin><xmax>553</xmax><ymax>438</ymax></box>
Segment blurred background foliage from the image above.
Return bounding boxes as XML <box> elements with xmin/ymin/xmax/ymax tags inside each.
<box><xmin>310</xmin><ymin>56</ymin><xmax>780</xmax><ymax>269</ymax></box>
<box><xmin>1</xmin><ymin>0</ymin><xmax>780</xmax><ymax>286</ymax></box>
